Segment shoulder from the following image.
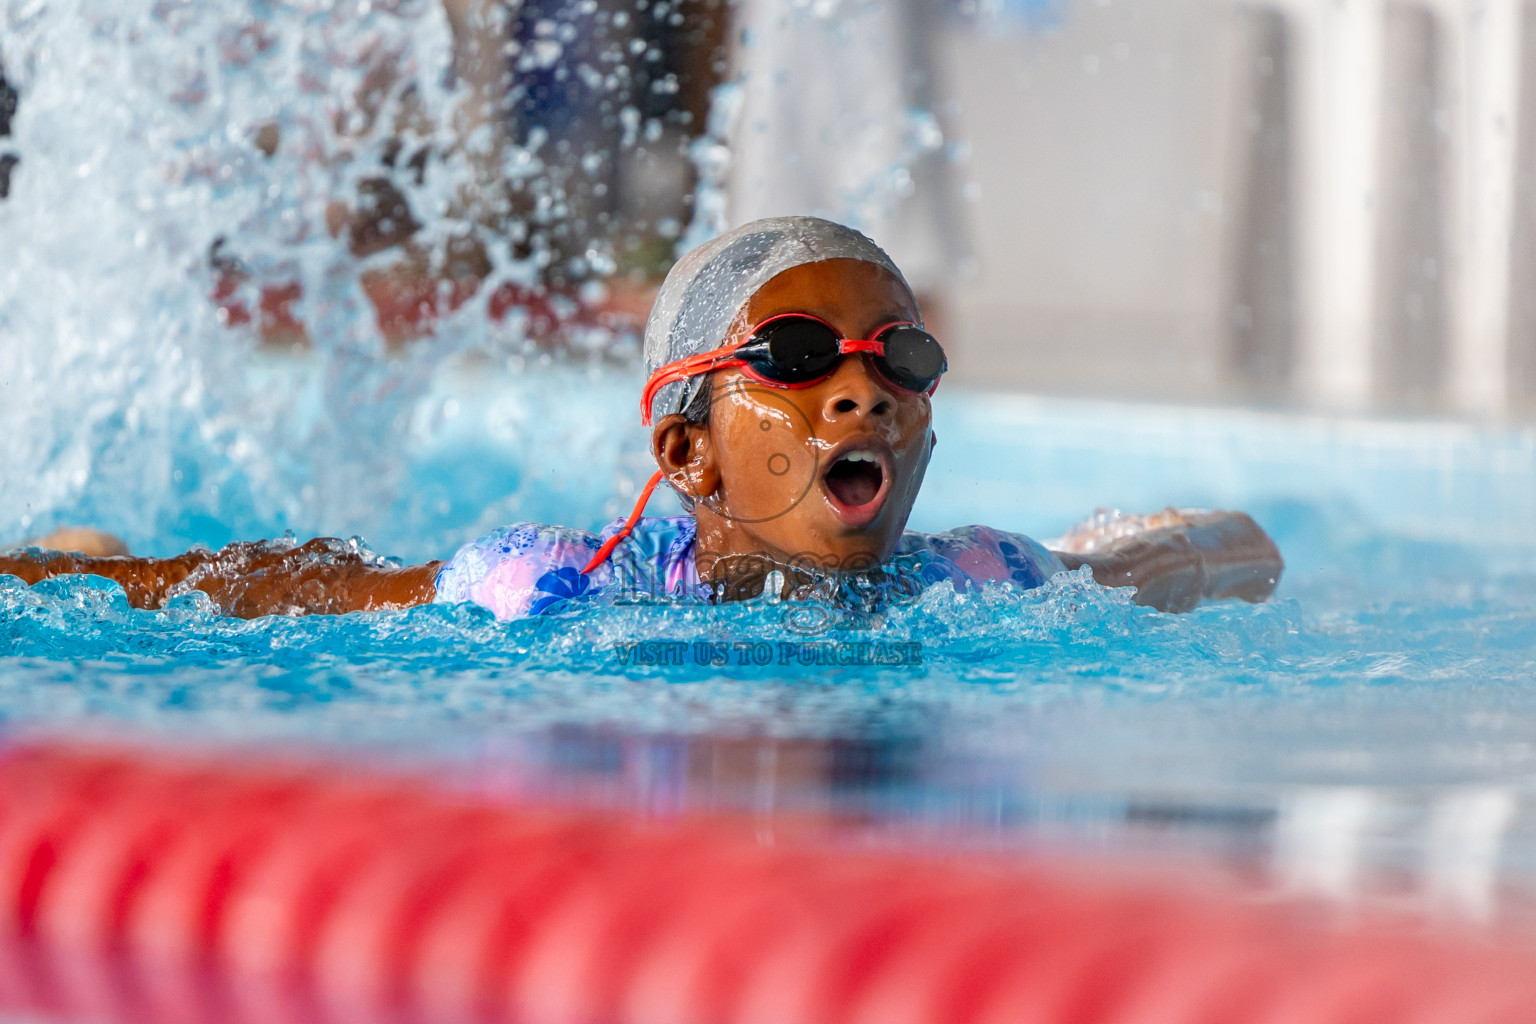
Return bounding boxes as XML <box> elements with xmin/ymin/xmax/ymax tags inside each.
<box><xmin>898</xmin><ymin>525</ymin><xmax>1065</xmax><ymax>590</ymax></box>
<box><xmin>597</xmin><ymin>514</ymin><xmax>700</xmax><ymax>601</ymax></box>
<box><xmin>598</xmin><ymin>513</ymin><xmax>696</xmax><ymax>563</ymax></box>
<box><xmin>434</xmin><ymin>522</ymin><xmax>604</xmax><ymax>620</ymax></box>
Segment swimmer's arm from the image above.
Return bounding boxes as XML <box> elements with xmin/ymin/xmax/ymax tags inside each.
<box><xmin>1050</xmin><ymin>510</ymin><xmax>1283</xmax><ymax>614</ymax></box>
<box><xmin>0</xmin><ymin>549</ymin><xmax>215</xmax><ymax>608</ymax></box>
<box><xmin>0</xmin><ymin>541</ymin><xmax>443</xmax><ymax>618</ymax></box>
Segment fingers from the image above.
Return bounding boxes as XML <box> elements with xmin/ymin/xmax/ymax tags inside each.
<box><xmin>1114</xmin><ymin>533</ymin><xmax>1206</xmax><ymax>613</ymax></box>
<box><xmin>1182</xmin><ymin>511</ymin><xmax>1284</xmax><ymax>604</ymax></box>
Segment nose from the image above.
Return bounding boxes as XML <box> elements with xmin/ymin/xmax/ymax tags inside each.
<box><xmin>819</xmin><ymin>355</ymin><xmax>896</xmax><ymax>422</ymax></box>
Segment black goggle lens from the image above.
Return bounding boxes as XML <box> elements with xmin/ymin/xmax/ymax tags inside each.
<box><xmin>746</xmin><ymin>318</ymin><xmax>842</xmax><ymax>383</ymax></box>
<box><xmin>874</xmin><ymin>325</ymin><xmax>947</xmax><ymax>392</ymax></box>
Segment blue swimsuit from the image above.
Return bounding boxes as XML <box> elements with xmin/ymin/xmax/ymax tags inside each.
<box><xmin>434</xmin><ymin>516</ymin><xmax>1064</xmax><ymax>621</ymax></box>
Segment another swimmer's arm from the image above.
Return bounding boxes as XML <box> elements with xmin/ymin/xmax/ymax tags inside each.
<box><xmin>1052</xmin><ymin>511</ymin><xmax>1283</xmax><ymax>614</ymax></box>
<box><xmin>0</xmin><ymin>541</ymin><xmax>442</xmax><ymax>618</ymax></box>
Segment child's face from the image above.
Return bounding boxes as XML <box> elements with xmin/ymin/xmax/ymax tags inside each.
<box><xmin>670</xmin><ymin>258</ymin><xmax>935</xmax><ymax>571</ymax></box>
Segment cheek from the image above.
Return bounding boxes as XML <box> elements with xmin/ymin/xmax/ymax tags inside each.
<box><xmin>904</xmin><ymin>395</ymin><xmax>933</xmax><ymax>429</ymax></box>
<box><xmin>711</xmin><ymin>385</ymin><xmax>824</xmax><ymax>523</ymax></box>
<box><xmin>891</xmin><ymin>406</ymin><xmax>933</xmax><ymax>495</ymax></box>
<box><xmin>896</xmin><ymin>437</ymin><xmax>932</xmax><ymax>499</ymax></box>
<box><xmin>893</xmin><ymin>401</ymin><xmax>933</xmax><ymax>454</ymax></box>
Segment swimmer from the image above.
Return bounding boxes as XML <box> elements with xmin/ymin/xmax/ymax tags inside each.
<box><xmin>0</xmin><ymin>217</ymin><xmax>1282</xmax><ymax>618</ymax></box>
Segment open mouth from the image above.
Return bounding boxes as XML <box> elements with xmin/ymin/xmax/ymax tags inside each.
<box><xmin>822</xmin><ymin>447</ymin><xmax>890</xmax><ymax>525</ymax></box>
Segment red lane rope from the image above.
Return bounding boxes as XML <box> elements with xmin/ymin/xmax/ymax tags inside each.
<box><xmin>0</xmin><ymin>742</ymin><xmax>1533</xmax><ymax>1024</ymax></box>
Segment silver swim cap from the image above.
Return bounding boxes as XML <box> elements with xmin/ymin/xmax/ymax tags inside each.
<box><xmin>642</xmin><ymin>216</ymin><xmax>912</xmax><ymax>425</ymax></box>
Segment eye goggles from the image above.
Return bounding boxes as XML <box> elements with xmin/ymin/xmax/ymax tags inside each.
<box><xmin>639</xmin><ymin>313</ymin><xmax>948</xmax><ymax>426</ymax></box>
<box><xmin>585</xmin><ymin>314</ymin><xmax>946</xmax><ymax>577</ymax></box>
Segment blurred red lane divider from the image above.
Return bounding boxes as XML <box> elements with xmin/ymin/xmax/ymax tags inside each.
<box><xmin>0</xmin><ymin>742</ymin><xmax>1532</xmax><ymax>1024</ymax></box>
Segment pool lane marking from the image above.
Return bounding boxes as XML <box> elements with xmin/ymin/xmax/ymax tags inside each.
<box><xmin>1423</xmin><ymin>787</ymin><xmax>1516</xmax><ymax>924</ymax></box>
<box><xmin>1273</xmin><ymin>787</ymin><xmax>1379</xmax><ymax>902</ymax></box>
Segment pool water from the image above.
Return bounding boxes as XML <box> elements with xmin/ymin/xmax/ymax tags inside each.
<box><xmin>5</xmin><ymin>365</ymin><xmax>1535</xmax><ymax>923</ymax></box>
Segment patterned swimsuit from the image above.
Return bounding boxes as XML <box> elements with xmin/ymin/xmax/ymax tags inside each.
<box><xmin>434</xmin><ymin>516</ymin><xmax>1065</xmax><ymax>621</ymax></box>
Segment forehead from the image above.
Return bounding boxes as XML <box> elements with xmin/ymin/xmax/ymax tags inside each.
<box><xmin>742</xmin><ymin>259</ymin><xmax>919</xmax><ymax>332</ymax></box>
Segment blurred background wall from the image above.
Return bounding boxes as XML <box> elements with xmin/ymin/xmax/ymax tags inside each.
<box><xmin>6</xmin><ymin>0</ymin><xmax>1535</xmax><ymax>418</ymax></box>
<box><xmin>720</xmin><ymin>0</ymin><xmax>1536</xmax><ymax>419</ymax></box>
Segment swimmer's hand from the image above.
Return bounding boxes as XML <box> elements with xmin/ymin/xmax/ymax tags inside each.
<box><xmin>0</xmin><ymin>538</ymin><xmax>441</xmax><ymax>618</ymax></box>
<box><xmin>1050</xmin><ymin>508</ymin><xmax>1283</xmax><ymax>614</ymax></box>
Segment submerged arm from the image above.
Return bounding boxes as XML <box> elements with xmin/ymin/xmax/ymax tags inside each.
<box><xmin>0</xmin><ymin>539</ymin><xmax>441</xmax><ymax>618</ymax></box>
<box><xmin>1050</xmin><ymin>510</ymin><xmax>1283</xmax><ymax>614</ymax></box>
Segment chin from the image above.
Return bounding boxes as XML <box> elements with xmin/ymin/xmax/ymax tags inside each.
<box><xmin>812</xmin><ymin>516</ymin><xmax>905</xmax><ymax>569</ymax></box>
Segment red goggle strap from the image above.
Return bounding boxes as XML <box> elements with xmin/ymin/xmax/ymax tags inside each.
<box><xmin>640</xmin><ymin>341</ymin><xmax>749</xmax><ymax>426</ymax></box>
<box><xmin>580</xmin><ymin>468</ymin><xmax>667</xmax><ymax>576</ymax></box>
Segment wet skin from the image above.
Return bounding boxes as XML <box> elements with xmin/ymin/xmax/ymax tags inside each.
<box><xmin>651</xmin><ymin>259</ymin><xmax>935</xmax><ymax>592</ymax></box>
<box><xmin>0</xmin><ymin>540</ymin><xmax>440</xmax><ymax>617</ymax></box>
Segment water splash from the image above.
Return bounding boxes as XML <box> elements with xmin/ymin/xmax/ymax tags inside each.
<box><xmin>0</xmin><ymin>0</ymin><xmax>685</xmax><ymax>553</ymax></box>
<box><xmin>0</xmin><ymin>565</ymin><xmax>1289</xmax><ymax>727</ymax></box>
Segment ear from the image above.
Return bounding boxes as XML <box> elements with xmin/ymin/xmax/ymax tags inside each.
<box><xmin>652</xmin><ymin>414</ymin><xmax>721</xmax><ymax>504</ymax></box>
